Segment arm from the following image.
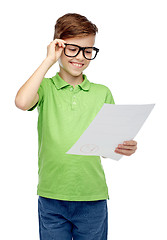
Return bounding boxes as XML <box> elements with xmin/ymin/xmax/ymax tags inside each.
<box><xmin>15</xmin><ymin>39</ymin><xmax>66</xmax><ymax>111</ymax></box>
<box><xmin>15</xmin><ymin>58</ymin><xmax>54</xmax><ymax>110</ymax></box>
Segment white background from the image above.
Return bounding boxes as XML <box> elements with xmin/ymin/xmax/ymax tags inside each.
<box><xmin>1</xmin><ymin>0</ymin><xmax>167</xmax><ymax>239</ymax></box>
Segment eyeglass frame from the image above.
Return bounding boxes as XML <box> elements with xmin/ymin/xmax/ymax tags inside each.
<box><xmin>63</xmin><ymin>43</ymin><xmax>99</xmax><ymax>60</ymax></box>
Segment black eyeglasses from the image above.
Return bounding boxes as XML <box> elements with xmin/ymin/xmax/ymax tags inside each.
<box><xmin>64</xmin><ymin>43</ymin><xmax>99</xmax><ymax>60</ymax></box>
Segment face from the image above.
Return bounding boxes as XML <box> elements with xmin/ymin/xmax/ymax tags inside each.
<box><xmin>59</xmin><ymin>34</ymin><xmax>96</xmax><ymax>77</ymax></box>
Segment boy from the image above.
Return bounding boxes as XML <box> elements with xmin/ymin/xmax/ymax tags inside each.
<box><xmin>15</xmin><ymin>13</ymin><xmax>137</xmax><ymax>240</ymax></box>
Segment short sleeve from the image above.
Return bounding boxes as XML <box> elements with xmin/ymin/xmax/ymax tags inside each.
<box><xmin>105</xmin><ymin>87</ymin><xmax>115</xmax><ymax>104</ymax></box>
<box><xmin>27</xmin><ymin>78</ymin><xmax>46</xmax><ymax>111</ymax></box>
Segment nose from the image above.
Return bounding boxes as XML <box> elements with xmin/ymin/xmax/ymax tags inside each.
<box><xmin>76</xmin><ymin>49</ymin><xmax>84</xmax><ymax>60</ymax></box>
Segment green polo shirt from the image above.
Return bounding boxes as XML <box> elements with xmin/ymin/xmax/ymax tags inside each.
<box><xmin>27</xmin><ymin>72</ymin><xmax>115</xmax><ymax>201</ymax></box>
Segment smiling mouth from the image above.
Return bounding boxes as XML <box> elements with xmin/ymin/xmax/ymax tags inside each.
<box><xmin>69</xmin><ymin>62</ymin><xmax>84</xmax><ymax>68</ymax></box>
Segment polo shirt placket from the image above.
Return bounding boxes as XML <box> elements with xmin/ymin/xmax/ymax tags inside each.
<box><xmin>70</xmin><ymin>86</ymin><xmax>79</xmax><ymax>111</ymax></box>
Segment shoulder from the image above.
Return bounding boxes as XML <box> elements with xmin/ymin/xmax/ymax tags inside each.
<box><xmin>39</xmin><ymin>77</ymin><xmax>53</xmax><ymax>90</ymax></box>
<box><xmin>89</xmin><ymin>82</ymin><xmax>115</xmax><ymax>103</ymax></box>
<box><xmin>41</xmin><ymin>77</ymin><xmax>51</xmax><ymax>85</ymax></box>
<box><xmin>90</xmin><ymin>82</ymin><xmax>109</xmax><ymax>91</ymax></box>
<box><xmin>88</xmin><ymin>79</ymin><xmax>115</xmax><ymax>104</ymax></box>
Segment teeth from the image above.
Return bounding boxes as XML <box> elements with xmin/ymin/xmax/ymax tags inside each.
<box><xmin>71</xmin><ymin>62</ymin><xmax>82</xmax><ymax>67</ymax></box>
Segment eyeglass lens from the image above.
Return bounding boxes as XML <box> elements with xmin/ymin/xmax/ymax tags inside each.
<box><xmin>64</xmin><ymin>45</ymin><xmax>97</xmax><ymax>60</ymax></box>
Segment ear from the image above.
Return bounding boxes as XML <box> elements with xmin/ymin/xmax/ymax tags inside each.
<box><xmin>58</xmin><ymin>57</ymin><xmax>63</xmax><ymax>67</ymax></box>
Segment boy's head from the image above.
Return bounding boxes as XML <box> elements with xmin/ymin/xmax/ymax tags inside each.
<box><xmin>53</xmin><ymin>13</ymin><xmax>99</xmax><ymax>78</ymax></box>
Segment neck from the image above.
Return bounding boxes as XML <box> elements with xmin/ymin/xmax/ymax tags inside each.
<box><xmin>58</xmin><ymin>67</ymin><xmax>84</xmax><ymax>87</ymax></box>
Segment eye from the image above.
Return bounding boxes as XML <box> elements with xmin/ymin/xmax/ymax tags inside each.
<box><xmin>85</xmin><ymin>49</ymin><xmax>92</xmax><ymax>54</ymax></box>
<box><xmin>67</xmin><ymin>46</ymin><xmax>77</xmax><ymax>52</ymax></box>
<box><xmin>70</xmin><ymin>48</ymin><xmax>77</xmax><ymax>51</ymax></box>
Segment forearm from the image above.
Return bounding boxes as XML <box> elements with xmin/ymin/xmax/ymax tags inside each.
<box><xmin>15</xmin><ymin>57</ymin><xmax>54</xmax><ymax>110</ymax></box>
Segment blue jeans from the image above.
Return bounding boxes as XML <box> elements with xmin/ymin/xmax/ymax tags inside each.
<box><xmin>38</xmin><ymin>196</ymin><xmax>108</xmax><ymax>240</ymax></box>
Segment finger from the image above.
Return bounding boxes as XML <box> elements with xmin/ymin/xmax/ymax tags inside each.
<box><xmin>60</xmin><ymin>42</ymin><xmax>66</xmax><ymax>48</ymax></box>
<box><xmin>57</xmin><ymin>41</ymin><xmax>62</xmax><ymax>47</ymax></box>
<box><xmin>55</xmin><ymin>42</ymin><xmax>63</xmax><ymax>49</ymax></box>
<box><xmin>53</xmin><ymin>39</ymin><xmax>66</xmax><ymax>45</ymax></box>
<box><xmin>115</xmin><ymin>148</ymin><xmax>135</xmax><ymax>156</ymax></box>
<box><xmin>60</xmin><ymin>40</ymin><xmax>67</xmax><ymax>44</ymax></box>
<box><xmin>57</xmin><ymin>41</ymin><xmax>66</xmax><ymax>48</ymax></box>
<box><xmin>117</xmin><ymin>144</ymin><xmax>137</xmax><ymax>150</ymax></box>
<box><xmin>123</xmin><ymin>140</ymin><xmax>137</xmax><ymax>146</ymax></box>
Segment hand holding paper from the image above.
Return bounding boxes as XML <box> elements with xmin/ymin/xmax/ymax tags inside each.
<box><xmin>114</xmin><ymin>140</ymin><xmax>137</xmax><ymax>156</ymax></box>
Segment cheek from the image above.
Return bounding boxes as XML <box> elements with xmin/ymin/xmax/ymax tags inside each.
<box><xmin>83</xmin><ymin>60</ymin><xmax>91</xmax><ymax>69</ymax></box>
<box><xmin>59</xmin><ymin>55</ymin><xmax>72</xmax><ymax>68</ymax></box>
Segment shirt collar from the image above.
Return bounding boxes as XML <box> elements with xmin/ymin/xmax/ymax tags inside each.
<box><xmin>51</xmin><ymin>72</ymin><xmax>91</xmax><ymax>91</ymax></box>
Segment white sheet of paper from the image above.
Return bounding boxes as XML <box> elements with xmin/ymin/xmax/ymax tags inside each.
<box><xmin>66</xmin><ymin>104</ymin><xmax>155</xmax><ymax>160</ymax></box>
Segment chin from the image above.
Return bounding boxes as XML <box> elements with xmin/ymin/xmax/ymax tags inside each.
<box><xmin>66</xmin><ymin>68</ymin><xmax>83</xmax><ymax>77</ymax></box>
<box><xmin>71</xmin><ymin>71</ymin><xmax>83</xmax><ymax>77</ymax></box>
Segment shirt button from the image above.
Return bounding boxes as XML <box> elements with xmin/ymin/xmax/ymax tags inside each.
<box><xmin>70</xmin><ymin>88</ymin><xmax>73</xmax><ymax>91</ymax></box>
